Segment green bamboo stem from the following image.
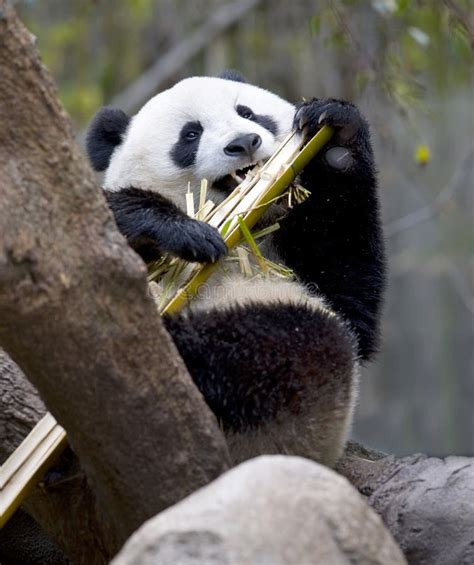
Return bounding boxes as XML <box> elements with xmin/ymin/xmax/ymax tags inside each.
<box><xmin>162</xmin><ymin>125</ymin><xmax>333</xmax><ymax>315</ymax></box>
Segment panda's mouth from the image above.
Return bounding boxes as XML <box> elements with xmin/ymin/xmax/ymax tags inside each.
<box><xmin>212</xmin><ymin>164</ymin><xmax>256</xmax><ymax>193</ymax></box>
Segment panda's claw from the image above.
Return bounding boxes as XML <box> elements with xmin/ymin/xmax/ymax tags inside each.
<box><xmin>298</xmin><ymin>114</ymin><xmax>309</xmax><ymax>132</ymax></box>
<box><xmin>293</xmin><ymin>98</ymin><xmax>366</xmax><ymax>143</ymax></box>
<box><xmin>318</xmin><ymin>110</ymin><xmax>328</xmax><ymax>124</ymax></box>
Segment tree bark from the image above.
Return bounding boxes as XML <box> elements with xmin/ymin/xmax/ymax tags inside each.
<box><xmin>0</xmin><ymin>349</ymin><xmax>46</xmax><ymax>464</ymax></box>
<box><xmin>0</xmin><ymin>0</ymin><xmax>230</xmax><ymax>552</ymax></box>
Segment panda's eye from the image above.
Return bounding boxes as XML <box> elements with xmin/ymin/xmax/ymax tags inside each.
<box><xmin>237</xmin><ymin>105</ymin><xmax>255</xmax><ymax>121</ymax></box>
<box><xmin>180</xmin><ymin>121</ymin><xmax>203</xmax><ymax>143</ymax></box>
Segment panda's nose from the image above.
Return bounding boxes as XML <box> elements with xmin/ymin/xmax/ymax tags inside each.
<box><xmin>224</xmin><ymin>134</ymin><xmax>262</xmax><ymax>158</ymax></box>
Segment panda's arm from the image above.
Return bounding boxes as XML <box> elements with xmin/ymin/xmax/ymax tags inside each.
<box><xmin>105</xmin><ymin>187</ymin><xmax>227</xmax><ymax>263</ymax></box>
<box><xmin>273</xmin><ymin>99</ymin><xmax>386</xmax><ymax>361</ymax></box>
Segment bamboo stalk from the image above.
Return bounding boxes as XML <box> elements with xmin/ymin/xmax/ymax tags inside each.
<box><xmin>162</xmin><ymin>125</ymin><xmax>333</xmax><ymax>314</ymax></box>
<box><xmin>0</xmin><ymin>413</ymin><xmax>68</xmax><ymax>528</ymax></box>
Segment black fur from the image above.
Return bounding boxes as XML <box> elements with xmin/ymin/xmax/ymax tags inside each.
<box><xmin>219</xmin><ymin>69</ymin><xmax>248</xmax><ymax>83</ymax></box>
<box><xmin>164</xmin><ymin>302</ymin><xmax>355</xmax><ymax>433</ymax></box>
<box><xmin>236</xmin><ymin>104</ymin><xmax>278</xmax><ymax>136</ymax></box>
<box><xmin>86</xmin><ymin>107</ymin><xmax>130</xmax><ymax>171</ymax></box>
<box><xmin>170</xmin><ymin>121</ymin><xmax>203</xmax><ymax>168</ymax></box>
<box><xmin>105</xmin><ymin>188</ymin><xmax>227</xmax><ymax>263</ymax></box>
<box><xmin>269</xmin><ymin>97</ymin><xmax>386</xmax><ymax>360</ymax></box>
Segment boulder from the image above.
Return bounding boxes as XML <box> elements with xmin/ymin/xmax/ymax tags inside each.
<box><xmin>113</xmin><ymin>455</ymin><xmax>406</xmax><ymax>564</ymax></box>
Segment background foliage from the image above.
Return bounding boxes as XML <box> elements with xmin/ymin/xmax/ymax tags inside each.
<box><xmin>17</xmin><ymin>0</ymin><xmax>473</xmax><ymax>456</ymax></box>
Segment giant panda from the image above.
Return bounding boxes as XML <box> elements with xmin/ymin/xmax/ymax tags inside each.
<box><xmin>86</xmin><ymin>70</ymin><xmax>386</xmax><ymax>467</ymax></box>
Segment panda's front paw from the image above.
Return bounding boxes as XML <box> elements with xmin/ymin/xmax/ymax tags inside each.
<box><xmin>294</xmin><ymin>98</ymin><xmax>366</xmax><ymax>144</ymax></box>
<box><xmin>167</xmin><ymin>219</ymin><xmax>227</xmax><ymax>263</ymax></box>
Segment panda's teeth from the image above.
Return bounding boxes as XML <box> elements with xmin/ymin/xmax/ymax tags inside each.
<box><xmin>230</xmin><ymin>172</ymin><xmax>241</xmax><ymax>183</ymax></box>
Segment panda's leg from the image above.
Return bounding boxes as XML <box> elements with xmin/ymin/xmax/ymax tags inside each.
<box><xmin>163</xmin><ymin>300</ymin><xmax>358</xmax><ymax>467</ymax></box>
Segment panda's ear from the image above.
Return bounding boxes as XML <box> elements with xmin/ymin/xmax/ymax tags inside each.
<box><xmin>219</xmin><ymin>69</ymin><xmax>248</xmax><ymax>84</ymax></box>
<box><xmin>86</xmin><ymin>107</ymin><xmax>130</xmax><ymax>172</ymax></box>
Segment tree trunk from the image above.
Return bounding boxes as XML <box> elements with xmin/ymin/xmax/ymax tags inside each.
<box><xmin>0</xmin><ymin>0</ymin><xmax>230</xmax><ymax>553</ymax></box>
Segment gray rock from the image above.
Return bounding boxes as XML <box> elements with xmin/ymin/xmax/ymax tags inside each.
<box><xmin>113</xmin><ymin>455</ymin><xmax>406</xmax><ymax>565</ymax></box>
<box><xmin>367</xmin><ymin>454</ymin><xmax>474</xmax><ymax>565</ymax></box>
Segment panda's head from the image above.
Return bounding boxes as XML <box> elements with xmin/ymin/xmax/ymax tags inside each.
<box><xmin>86</xmin><ymin>72</ymin><xmax>295</xmax><ymax>207</ymax></box>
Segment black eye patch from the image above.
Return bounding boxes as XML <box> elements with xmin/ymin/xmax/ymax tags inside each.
<box><xmin>170</xmin><ymin>121</ymin><xmax>203</xmax><ymax>168</ymax></box>
<box><xmin>236</xmin><ymin>104</ymin><xmax>278</xmax><ymax>136</ymax></box>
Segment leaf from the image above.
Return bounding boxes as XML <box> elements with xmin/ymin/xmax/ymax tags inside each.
<box><xmin>414</xmin><ymin>144</ymin><xmax>431</xmax><ymax>166</ymax></box>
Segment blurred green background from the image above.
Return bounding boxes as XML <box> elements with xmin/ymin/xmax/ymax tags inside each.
<box><xmin>17</xmin><ymin>0</ymin><xmax>473</xmax><ymax>457</ymax></box>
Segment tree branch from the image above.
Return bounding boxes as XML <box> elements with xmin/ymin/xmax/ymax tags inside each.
<box><xmin>0</xmin><ymin>0</ymin><xmax>230</xmax><ymax>550</ymax></box>
<box><xmin>0</xmin><ymin>349</ymin><xmax>46</xmax><ymax>463</ymax></box>
<box><xmin>109</xmin><ymin>0</ymin><xmax>260</xmax><ymax>114</ymax></box>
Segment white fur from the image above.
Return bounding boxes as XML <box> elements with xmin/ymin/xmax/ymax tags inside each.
<box><xmin>103</xmin><ymin>76</ymin><xmax>331</xmax><ymax>317</ymax></box>
<box><xmin>190</xmin><ymin>274</ymin><xmax>331</xmax><ymax>314</ymax></box>
<box><xmin>104</xmin><ymin>77</ymin><xmax>295</xmax><ymax>209</ymax></box>
<box><xmin>227</xmin><ymin>360</ymin><xmax>360</xmax><ymax>467</ymax></box>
